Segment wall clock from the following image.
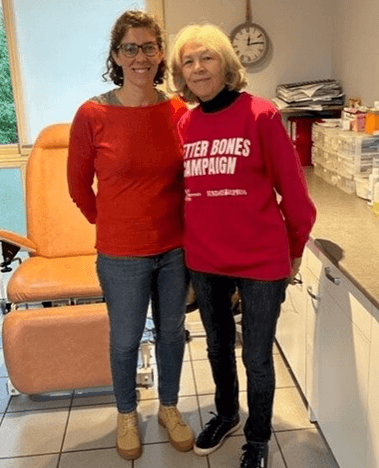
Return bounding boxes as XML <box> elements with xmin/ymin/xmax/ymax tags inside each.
<box><xmin>230</xmin><ymin>0</ymin><xmax>270</xmax><ymax>67</ymax></box>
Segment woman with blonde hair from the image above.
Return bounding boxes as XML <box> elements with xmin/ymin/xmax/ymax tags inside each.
<box><xmin>171</xmin><ymin>23</ymin><xmax>316</xmax><ymax>468</ymax></box>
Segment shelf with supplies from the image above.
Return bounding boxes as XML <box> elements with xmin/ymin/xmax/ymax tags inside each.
<box><xmin>311</xmin><ymin>123</ymin><xmax>379</xmax><ymax>200</ymax></box>
<box><xmin>274</xmin><ymin>78</ymin><xmax>345</xmax><ymax>116</ymax></box>
<box><xmin>279</xmin><ymin>106</ymin><xmax>343</xmax><ymax>118</ymax></box>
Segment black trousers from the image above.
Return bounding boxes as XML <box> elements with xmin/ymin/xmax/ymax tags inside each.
<box><xmin>190</xmin><ymin>271</ymin><xmax>286</xmax><ymax>444</ymax></box>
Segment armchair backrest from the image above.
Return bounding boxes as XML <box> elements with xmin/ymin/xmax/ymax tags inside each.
<box><xmin>26</xmin><ymin>123</ymin><xmax>96</xmax><ymax>258</ymax></box>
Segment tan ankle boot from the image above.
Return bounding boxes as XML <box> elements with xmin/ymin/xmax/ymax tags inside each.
<box><xmin>158</xmin><ymin>405</ymin><xmax>194</xmax><ymax>452</ymax></box>
<box><xmin>117</xmin><ymin>410</ymin><xmax>142</xmax><ymax>460</ymax></box>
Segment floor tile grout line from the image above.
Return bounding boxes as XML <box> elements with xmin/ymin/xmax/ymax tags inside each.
<box><xmin>188</xmin><ymin>342</ymin><xmax>209</xmax><ymax>434</ymax></box>
<box><xmin>187</xmin><ymin>339</ymin><xmax>203</xmax><ymax>409</ymax></box>
<box><xmin>6</xmin><ymin>401</ymin><xmax>110</xmax><ymax>414</ymax></box>
<box><xmin>1</xmin><ymin>389</ymin><xmax>14</xmax><ymax>424</ymax></box>
<box><xmin>275</xmin><ymin>384</ymin><xmax>299</xmax><ymax>390</ymax></box>
<box><xmin>51</xmin><ymin>445</ymin><xmax>121</xmax><ymax>455</ymax></box>
<box><xmin>274</xmin><ymin>427</ymin><xmax>317</xmax><ymax>434</ymax></box>
<box><xmin>55</xmin><ymin>390</ymin><xmax>75</xmax><ymax>468</ymax></box>
<box><xmin>273</xmin><ymin>431</ymin><xmax>289</xmax><ymax>468</ymax></box>
<box><xmin>187</xmin><ymin>342</ymin><xmax>212</xmax><ymax>468</ymax></box>
<box><xmin>0</xmin><ymin>451</ymin><xmax>61</xmax><ymax>460</ymax></box>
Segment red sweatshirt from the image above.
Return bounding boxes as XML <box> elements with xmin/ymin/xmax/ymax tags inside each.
<box><xmin>68</xmin><ymin>97</ymin><xmax>187</xmax><ymax>256</ymax></box>
<box><xmin>177</xmin><ymin>92</ymin><xmax>316</xmax><ymax>280</ymax></box>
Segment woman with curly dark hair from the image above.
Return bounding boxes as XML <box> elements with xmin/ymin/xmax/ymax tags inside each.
<box><xmin>67</xmin><ymin>10</ymin><xmax>193</xmax><ymax>461</ymax></box>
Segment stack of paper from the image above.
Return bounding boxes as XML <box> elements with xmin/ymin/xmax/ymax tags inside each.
<box><xmin>273</xmin><ymin>79</ymin><xmax>344</xmax><ymax>110</ymax></box>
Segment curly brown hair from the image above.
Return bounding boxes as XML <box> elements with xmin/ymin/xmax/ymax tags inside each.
<box><xmin>102</xmin><ymin>10</ymin><xmax>166</xmax><ymax>86</ymax></box>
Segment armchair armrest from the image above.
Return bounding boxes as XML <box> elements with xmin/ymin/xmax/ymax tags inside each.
<box><xmin>0</xmin><ymin>230</ymin><xmax>37</xmax><ymax>272</ymax></box>
<box><xmin>0</xmin><ymin>230</ymin><xmax>37</xmax><ymax>253</ymax></box>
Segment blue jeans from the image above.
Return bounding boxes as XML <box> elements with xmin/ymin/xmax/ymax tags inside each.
<box><xmin>97</xmin><ymin>249</ymin><xmax>187</xmax><ymax>413</ymax></box>
<box><xmin>190</xmin><ymin>271</ymin><xmax>286</xmax><ymax>444</ymax></box>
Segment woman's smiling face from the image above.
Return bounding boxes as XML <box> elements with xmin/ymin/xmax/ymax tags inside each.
<box><xmin>113</xmin><ymin>27</ymin><xmax>163</xmax><ymax>88</ymax></box>
<box><xmin>181</xmin><ymin>42</ymin><xmax>225</xmax><ymax>101</ymax></box>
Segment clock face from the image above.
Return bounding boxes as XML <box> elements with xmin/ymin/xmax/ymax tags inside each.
<box><xmin>230</xmin><ymin>22</ymin><xmax>269</xmax><ymax>66</ymax></box>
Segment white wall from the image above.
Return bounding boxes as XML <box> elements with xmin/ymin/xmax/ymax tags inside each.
<box><xmin>12</xmin><ymin>0</ymin><xmax>144</xmax><ymax>143</ymax></box>
<box><xmin>12</xmin><ymin>0</ymin><xmax>379</xmax><ymax>143</ymax></box>
<box><xmin>331</xmin><ymin>0</ymin><xmax>379</xmax><ymax>107</ymax></box>
<box><xmin>165</xmin><ymin>0</ymin><xmax>333</xmax><ymax>99</ymax></box>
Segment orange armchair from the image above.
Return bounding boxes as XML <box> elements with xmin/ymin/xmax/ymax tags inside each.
<box><xmin>0</xmin><ymin>123</ymin><xmax>101</xmax><ymax>305</ymax></box>
<box><xmin>0</xmin><ymin>123</ymin><xmax>112</xmax><ymax>395</ymax></box>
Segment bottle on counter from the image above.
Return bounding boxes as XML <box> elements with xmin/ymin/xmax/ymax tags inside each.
<box><xmin>365</xmin><ymin>101</ymin><xmax>379</xmax><ymax>135</ymax></box>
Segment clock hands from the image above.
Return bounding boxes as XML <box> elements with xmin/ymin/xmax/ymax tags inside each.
<box><xmin>247</xmin><ymin>36</ymin><xmax>264</xmax><ymax>46</ymax></box>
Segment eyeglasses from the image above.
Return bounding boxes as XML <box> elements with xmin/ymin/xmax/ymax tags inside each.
<box><xmin>117</xmin><ymin>42</ymin><xmax>159</xmax><ymax>58</ymax></box>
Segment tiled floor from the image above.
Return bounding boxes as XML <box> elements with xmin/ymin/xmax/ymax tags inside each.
<box><xmin>0</xmin><ymin>311</ymin><xmax>340</xmax><ymax>468</ymax></box>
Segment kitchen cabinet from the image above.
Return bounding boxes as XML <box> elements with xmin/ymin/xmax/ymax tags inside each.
<box><xmin>307</xmin><ymin>245</ymin><xmax>371</xmax><ymax>468</ymax></box>
<box><xmin>277</xmin><ymin>241</ymin><xmax>375</xmax><ymax>468</ymax></box>
<box><xmin>367</xmin><ymin>309</ymin><xmax>379</xmax><ymax>468</ymax></box>
<box><xmin>276</xmin><ymin>249</ymin><xmax>308</xmax><ymax>392</ymax></box>
<box><xmin>316</xmin><ymin>284</ymin><xmax>370</xmax><ymax>468</ymax></box>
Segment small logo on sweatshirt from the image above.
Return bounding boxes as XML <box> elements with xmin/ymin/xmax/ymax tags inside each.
<box><xmin>185</xmin><ymin>189</ymin><xmax>202</xmax><ymax>202</ymax></box>
<box><xmin>207</xmin><ymin>189</ymin><xmax>247</xmax><ymax>197</ymax></box>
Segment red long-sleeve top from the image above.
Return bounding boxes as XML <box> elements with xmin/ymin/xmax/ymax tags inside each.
<box><xmin>178</xmin><ymin>92</ymin><xmax>317</xmax><ymax>280</ymax></box>
<box><xmin>67</xmin><ymin>97</ymin><xmax>187</xmax><ymax>256</ymax></box>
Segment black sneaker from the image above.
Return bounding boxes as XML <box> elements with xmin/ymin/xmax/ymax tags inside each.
<box><xmin>194</xmin><ymin>412</ymin><xmax>241</xmax><ymax>456</ymax></box>
<box><xmin>240</xmin><ymin>442</ymin><xmax>268</xmax><ymax>468</ymax></box>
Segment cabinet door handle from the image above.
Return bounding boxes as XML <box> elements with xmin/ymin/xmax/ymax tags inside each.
<box><xmin>324</xmin><ymin>267</ymin><xmax>341</xmax><ymax>285</ymax></box>
<box><xmin>307</xmin><ymin>286</ymin><xmax>321</xmax><ymax>301</ymax></box>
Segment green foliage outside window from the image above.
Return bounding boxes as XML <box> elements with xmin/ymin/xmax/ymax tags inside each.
<box><xmin>0</xmin><ymin>10</ymin><xmax>18</xmax><ymax>145</ymax></box>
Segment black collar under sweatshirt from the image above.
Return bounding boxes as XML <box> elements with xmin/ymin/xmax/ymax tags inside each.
<box><xmin>199</xmin><ymin>87</ymin><xmax>240</xmax><ymax>114</ymax></box>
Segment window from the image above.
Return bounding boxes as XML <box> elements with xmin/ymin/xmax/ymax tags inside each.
<box><xmin>1</xmin><ymin>0</ymin><xmax>161</xmax><ymax>158</ymax></box>
<box><xmin>0</xmin><ymin>5</ymin><xmax>18</xmax><ymax>145</ymax></box>
<box><xmin>0</xmin><ymin>0</ymin><xmax>27</xmax><ymax>166</ymax></box>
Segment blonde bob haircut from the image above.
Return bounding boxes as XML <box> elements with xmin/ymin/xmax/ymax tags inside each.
<box><xmin>170</xmin><ymin>23</ymin><xmax>248</xmax><ymax>104</ymax></box>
